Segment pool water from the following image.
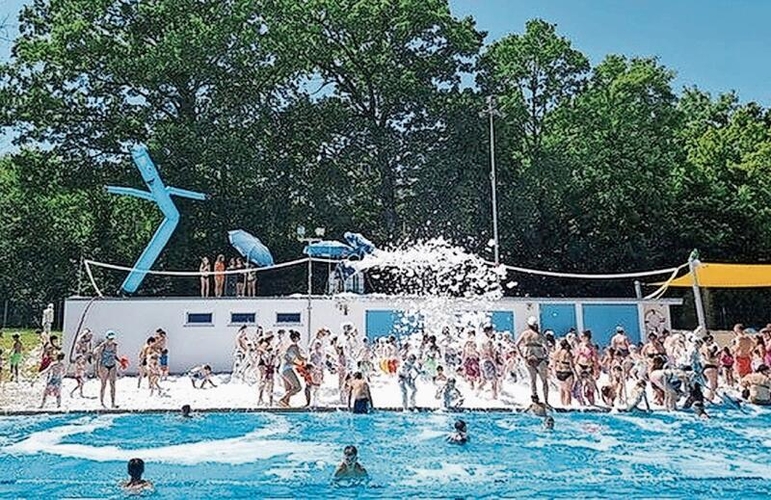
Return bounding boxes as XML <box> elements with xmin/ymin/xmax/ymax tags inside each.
<box><xmin>1</xmin><ymin>407</ymin><xmax>771</xmax><ymax>499</ymax></box>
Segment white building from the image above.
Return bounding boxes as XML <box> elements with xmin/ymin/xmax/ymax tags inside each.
<box><xmin>63</xmin><ymin>295</ymin><xmax>681</xmax><ymax>375</ymax></box>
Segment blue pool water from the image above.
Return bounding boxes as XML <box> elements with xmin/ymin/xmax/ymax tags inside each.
<box><xmin>1</xmin><ymin>407</ymin><xmax>771</xmax><ymax>498</ymax></box>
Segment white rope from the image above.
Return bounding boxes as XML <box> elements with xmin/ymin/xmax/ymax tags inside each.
<box><xmin>83</xmin><ymin>257</ymin><xmax>309</xmax><ymax>277</ymax></box>
<box><xmin>84</xmin><ymin>261</ymin><xmax>104</xmax><ymax>297</ymax></box>
<box><xmin>496</xmin><ymin>261</ymin><xmax>688</xmax><ymax>280</ymax></box>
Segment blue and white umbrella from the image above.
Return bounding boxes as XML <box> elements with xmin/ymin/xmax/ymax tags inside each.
<box><xmin>228</xmin><ymin>230</ymin><xmax>274</xmax><ymax>267</ymax></box>
<box><xmin>303</xmin><ymin>240</ymin><xmax>354</xmax><ymax>259</ymax></box>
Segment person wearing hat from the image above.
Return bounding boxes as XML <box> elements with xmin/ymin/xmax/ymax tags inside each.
<box><xmin>740</xmin><ymin>364</ymin><xmax>771</xmax><ymax>405</ymax></box>
<box><xmin>611</xmin><ymin>326</ymin><xmax>631</xmax><ymax>358</ymax></box>
<box><xmin>516</xmin><ymin>316</ymin><xmax>550</xmax><ymax>406</ymax></box>
<box><xmin>93</xmin><ymin>330</ymin><xmax>120</xmax><ymax>408</ymax></box>
<box><xmin>41</xmin><ymin>303</ymin><xmax>55</xmax><ymax>340</ymax></box>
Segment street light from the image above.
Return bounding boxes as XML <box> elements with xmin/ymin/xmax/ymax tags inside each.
<box><xmin>483</xmin><ymin>95</ymin><xmax>502</xmax><ymax>265</ymax></box>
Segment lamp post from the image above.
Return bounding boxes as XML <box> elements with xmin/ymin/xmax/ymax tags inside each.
<box><xmin>483</xmin><ymin>96</ymin><xmax>501</xmax><ymax>265</ymax></box>
<box><xmin>297</xmin><ymin>225</ymin><xmax>325</xmax><ymax>340</ymax></box>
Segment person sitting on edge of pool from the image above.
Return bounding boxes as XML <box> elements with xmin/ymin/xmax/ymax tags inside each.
<box><xmin>447</xmin><ymin>419</ymin><xmax>468</xmax><ymax>444</ymax></box>
<box><xmin>624</xmin><ymin>379</ymin><xmax>651</xmax><ymax>412</ymax></box>
<box><xmin>181</xmin><ymin>404</ymin><xmax>192</xmax><ymax>418</ymax></box>
<box><xmin>526</xmin><ymin>394</ymin><xmax>549</xmax><ymax>417</ymax></box>
<box><xmin>188</xmin><ymin>364</ymin><xmax>217</xmax><ymax>389</ymax></box>
<box><xmin>348</xmin><ymin>371</ymin><xmax>373</xmax><ymax>414</ymax></box>
<box><xmin>122</xmin><ymin>458</ymin><xmax>153</xmax><ymax>492</ymax></box>
<box><xmin>740</xmin><ymin>364</ymin><xmax>771</xmax><ymax>405</ymax></box>
<box><xmin>543</xmin><ymin>415</ymin><xmax>555</xmax><ymax>430</ymax></box>
<box><xmin>333</xmin><ymin>445</ymin><xmax>368</xmax><ymax>480</ymax></box>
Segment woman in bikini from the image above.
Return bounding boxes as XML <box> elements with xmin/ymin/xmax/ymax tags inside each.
<box><xmin>94</xmin><ymin>331</ymin><xmax>120</xmax><ymax>408</ymax></box>
<box><xmin>213</xmin><ymin>254</ymin><xmax>226</xmax><ymax>297</ymax></box>
<box><xmin>199</xmin><ymin>256</ymin><xmax>210</xmax><ymax>297</ymax></box>
<box><xmin>701</xmin><ymin>334</ymin><xmax>720</xmax><ymax>399</ymax></box>
<box><xmin>551</xmin><ymin>339</ymin><xmax>576</xmax><ymax>407</ymax></box>
<box><xmin>575</xmin><ymin>330</ymin><xmax>599</xmax><ymax>406</ymax></box>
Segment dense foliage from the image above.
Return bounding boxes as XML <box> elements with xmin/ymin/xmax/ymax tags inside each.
<box><xmin>1</xmin><ymin>1</ymin><xmax>770</xmax><ymax>327</ymax></box>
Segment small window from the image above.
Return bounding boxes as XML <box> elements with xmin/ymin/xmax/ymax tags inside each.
<box><xmin>231</xmin><ymin>312</ymin><xmax>256</xmax><ymax>324</ymax></box>
<box><xmin>276</xmin><ymin>312</ymin><xmax>302</xmax><ymax>324</ymax></box>
<box><xmin>186</xmin><ymin>312</ymin><xmax>213</xmax><ymax>325</ymax></box>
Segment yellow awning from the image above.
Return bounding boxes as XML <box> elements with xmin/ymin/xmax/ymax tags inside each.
<box><xmin>665</xmin><ymin>263</ymin><xmax>771</xmax><ymax>288</ymax></box>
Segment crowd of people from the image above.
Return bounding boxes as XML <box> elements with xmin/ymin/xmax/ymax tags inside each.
<box><xmin>198</xmin><ymin>255</ymin><xmax>258</xmax><ymax>298</ymax></box>
<box><xmin>4</xmin><ymin>314</ymin><xmax>771</xmax><ymax>415</ymax></box>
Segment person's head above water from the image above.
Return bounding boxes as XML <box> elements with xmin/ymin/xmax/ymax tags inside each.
<box><xmin>127</xmin><ymin>458</ymin><xmax>145</xmax><ymax>481</ymax></box>
<box><xmin>454</xmin><ymin>419</ymin><xmax>467</xmax><ymax>433</ymax></box>
<box><xmin>181</xmin><ymin>404</ymin><xmax>191</xmax><ymax>417</ymax></box>
<box><xmin>543</xmin><ymin>416</ymin><xmax>555</xmax><ymax>430</ymax></box>
<box><xmin>343</xmin><ymin>445</ymin><xmax>358</xmax><ymax>463</ymax></box>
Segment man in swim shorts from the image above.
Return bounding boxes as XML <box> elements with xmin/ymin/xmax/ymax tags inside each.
<box><xmin>610</xmin><ymin>326</ymin><xmax>631</xmax><ymax>358</ymax></box>
<box><xmin>517</xmin><ymin>316</ymin><xmax>550</xmax><ymax>406</ymax></box>
<box><xmin>333</xmin><ymin>446</ymin><xmax>368</xmax><ymax>480</ymax></box>
<box><xmin>348</xmin><ymin>371</ymin><xmax>373</xmax><ymax>414</ymax></box>
<box><xmin>732</xmin><ymin>323</ymin><xmax>754</xmax><ymax>378</ymax></box>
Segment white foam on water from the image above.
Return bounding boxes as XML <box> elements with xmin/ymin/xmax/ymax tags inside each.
<box><xmin>527</xmin><ymin>434</ymin><xmax>622</xmax><ymax>452</ymax></box>
<box><xmin>403</xmin><ymin>462</ymin><xmax>508</xmax><ymax>487</ymax></box>
<box><xmin>2</xmin><ymin>414</ymin><xmax>336</xmax><ymax>466</ymax></box>
<box><xmin>414</xmin><ymin>429</ymin><xmax>448</xmax><ymax>441</ymax></box>
<box><xmin>613</xmin><ymin>414</ymin><xmax>683</xmax><ymax>434</ymax></box>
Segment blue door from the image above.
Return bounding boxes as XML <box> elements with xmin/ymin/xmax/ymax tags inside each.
<box><xmin>365</xmin><ymin>310</ymin><xmax>422</xmax><ymax>339</ymax></box>
<box><xmin>539</xmin><ymin>303</ymin><xmax>577</xmax><ymax>336</ymax></box>
<box><xmin>581</xmin><ymin>304</ymin><xmax>640</xmax><ymax>347</ymax></box>
<box><xmin>489</xmin><ymin>311</ymin><xmax>515</xmax><ymax>334</ymax></box>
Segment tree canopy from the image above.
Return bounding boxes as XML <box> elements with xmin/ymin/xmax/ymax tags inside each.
<box><xmin>1</xmin><ymin>2</ymin><xmax>770</xmax><ymax>328</ymax></box>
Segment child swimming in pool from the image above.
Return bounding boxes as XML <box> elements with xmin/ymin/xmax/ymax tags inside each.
<box><xmin>122</xmin><ymin>458</ymin><xmax>153</xmax><ymax>492</ymax></box>
<box><xmin>542</xmin><ymin>415</ymin><xmax>555</xmax><ymax>430</ymax></box>
<box><xmin>447</xmin><ymin>419</ymin><xmax>468</xmax><ymax>444</ymax></box>
<box><xmin>333</xmin><ymin>446</ymin><xmax>368</xmax><ymax>480</ymax></box>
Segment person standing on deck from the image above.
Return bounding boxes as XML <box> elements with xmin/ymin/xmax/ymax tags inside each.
<box><xmin>278</xmin><ymin>330</ymin><xmax>305</xmax><ymax>407</ymax></box>
<box><xmin>41</xmin><ymin>303</ymin><xmax>54</xmax><ymax>340</ymax></box>
<box><xmin>733</xmin><ymin>324</ymin><xmax>755</xmax><ymax>379</ymax></box>
<box><xmin>517</xmin><ymin>316</ymin><xmax>550</xmax><ymax>407</ymax></box>
<box><xmin>93</xmin><ymin>330</ymin><xmax>120</xmax><ymax>408</ymax></box>
<box><xmin>213</xmin><ymin>254</ymin><xmax>226</xmax><ymax>297</ymax></box>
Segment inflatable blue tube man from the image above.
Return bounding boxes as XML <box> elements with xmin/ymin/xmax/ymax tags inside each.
<box><xmin>106</xmin><ymin>146</ymin><xmax>206</xmax><ymax>294</ymax></box>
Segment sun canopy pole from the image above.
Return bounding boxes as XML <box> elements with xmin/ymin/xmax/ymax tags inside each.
<box><xmin>689</xmin><ymin>249</ymin><xmax>707</xmax><ymax>331</ymax></box>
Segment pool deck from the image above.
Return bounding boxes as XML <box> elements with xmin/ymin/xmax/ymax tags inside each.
<box><xmin>0</xmin><ymin>405</ymin><xmax>613</xmax><ymax>416</ymax></box>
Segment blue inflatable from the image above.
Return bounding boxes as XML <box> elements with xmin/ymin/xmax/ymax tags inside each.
<box><xmin>344</xmin><ymin>232</ymin><xmax>376</xmax><ymax>257</ymax></box>
<box><xmin>107</xmin><ymin>146</ymin><xmax>206</xmax><ymax>294</ymax></box>
<box><xmin>303</xmin><ymin>240</ymin><xmax>354</xmax><ymax>259</ymax></box>
<box><xmin>228</xmin><ymin>230</ymin><xmax>274</xmax><ymax>267</ymax></box>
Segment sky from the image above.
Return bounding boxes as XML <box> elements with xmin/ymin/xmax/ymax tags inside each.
<box><xmin>0</xmin><ymin>0</ymin><xmax>769</xmax><ymax>106</ymax></box>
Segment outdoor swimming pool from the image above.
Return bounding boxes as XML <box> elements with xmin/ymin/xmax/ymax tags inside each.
<box><xmin>1</xmin><ymin>408</ymin><xmax>770</xmax><ymax>498</ymax></box>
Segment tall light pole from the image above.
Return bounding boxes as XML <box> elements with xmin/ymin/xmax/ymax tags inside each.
<box><xmin>689</xmin><ymin>249</ymin><xmax>707</xmax><ymax>332</ymax></box>
<box><xmin>484</xmin><ymin>96</ymin><xmax>501</xmax><ymax>265</ymax></box>
<box><xmin>297</xmin><ymin>225</ymin><xmax>325</xmax><ymax>341</ymax></box>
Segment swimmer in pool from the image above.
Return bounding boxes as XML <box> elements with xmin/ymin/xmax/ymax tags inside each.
<box><xmin>122</xmin><ymin>458</ymin><xmax>153</xmax><ymax>492</ymax></box>
<box><xmin>333</xmin><ymin>445</ymin><xmax>368</xmax><ymax>480</ymax></box>
<box><xmin>447</xmin><ymin>419</ymin><xmax>468</xmax><ymax>444</ymax></box>
<box><xmin>543</xmin><ymin>415</ymin><xmax>555</xmax><ymax>430</ymax></box>
<box><xmin>181</xmin><ymin>404</ymin><xmax>192</xmax><ymax>418</ymax></box>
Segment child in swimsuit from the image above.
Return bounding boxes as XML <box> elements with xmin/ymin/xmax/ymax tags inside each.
<box><xmin>39</xmin><ymin>353</ymin><xmax>65</xmax><ymax>408</ymax></box>
<box><xmin>160</xmin><ymin>349</ymin><xmax>169</xmax><ymax>380</ymax></box>
<box><xmin>70</xmin><ymin>355</ymin><xmax>87</xmax><ymax>398</ymax></box>
<box><xmin>720</xmin><ymin>347</ymin><xmax>735</xmax><ymax>386</ymax></box>
<box><xmin>10</xmin><ymin>334</ymin><xmax>22</xmax><ymax>381</ymax></box>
